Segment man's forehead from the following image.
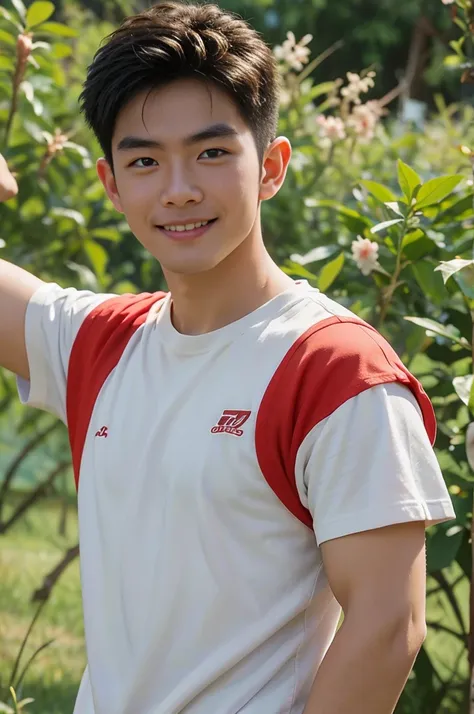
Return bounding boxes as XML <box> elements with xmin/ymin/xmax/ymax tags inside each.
<box><xmin>114</xmin><ymin>83</ymin><xmax>249</xmax><ymax>148</ymax></box>
<box><xmin>118</xmin><ymin>79</ymin><xmax>242</xmax><ymax>126</ymax></box>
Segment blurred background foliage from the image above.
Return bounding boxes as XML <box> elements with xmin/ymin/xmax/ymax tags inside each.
<box><xmin>0</xmin><ymin>0</ymin><xmax>474</xmax><ymax>711</ymax></box>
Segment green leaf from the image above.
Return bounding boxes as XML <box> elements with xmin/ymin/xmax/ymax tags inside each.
<box><xmin>17</xmin><ymin>698</ymin><xmax>34</xmax><ymax>708</ymax></box>
<box><xmin>414</xmin><ymin>175</ymin><xmax>463</xmax><ymax>210</ymax></box>
<box><xmin>444</xmin><ymin>54</ymin><xmax>462</xmax><ymax>68</ymax></box>
<box><xmin>91</xmin><ymin>227</ymin><xmax>120</xmax><ymax>242</ymax></box>
<box><xmin>436</xmin><ymin>193</ymin><xmax>474</xmax><ymax>220</ymax></box>
<box><xmin>397</xmin><ymin>159</ymin><xmax>421</xmax><ymax>202</ymax></box>
<box><xmin>454</xmin><ymin>264</ymin><xmax>474</xmax><ymax>300</ymax></box>
<box><xmin>453</xmin><ymin>375</ymin><xmax>473</xmax><ymax>406</ymax></box>
<box><xmin>31</xmin><ymin>40</ymin><xmax>50</xmax><ymax>50</ymax></box>
<box><xmin>435</xmin><ymin>258</ymin><xmax>474</xmax><ymax>284</ymax></box>
<box><xmin>359</xmin><ymin>180</ymin><xmax>397</xmax><ymax>203</ymax></box>
<box><xmin>370</xmin><ymin>218</ymin><xmax>404</xmax><ymax>234</ymax></box>
<box><xmin>10</xmin><ymin>0</ymin><xmax>27</xmax><ymax>21</ymax></box>
<box><xmin>51</xmin><ymin>207</ymin><xmax>85</xmax><ymax>225</ymax></box>
<box><xmin>51</xmin><ymin>42</ymin><xmax>72</xmax><ymax>58</ymax></box>
<box><xmin>67</xmin><ymin>261</ymin><xmax>98</xmax><ymax>290</ymax></box>
<box><xmin>305</xmin><ymin>198</ymin><xmax>371</xmax><ymax>233</ymax></box>
<box><xmin>411</xmin><ymin>261</ymin><xmax>446</xmax><ymax>305</ymax></box>
<box><xmin>26</xmin><ymin>0</ymin><xmax>54</xmax><ymax>28</ymax></box>
<box><xmin>384</xmin><ymin>201</ymin><xmax>405</xmax><ymax>217</ymax></box>
<box><xmin>469</xmin><ymin>382</ymin><xmax>474</xmax><ymax>419</ymax></box>
<box><xmin>401</xmin><ymin>230</ymin><xmax>435</xmax><ymax>260</ymax></box>
<box><xmin>37</xmin><ymin>21</ymin><xmax>77</xmax><ymax>36</ymax></box>
<box><xmin>426</xmin><ymin>523</ymin><xmax>463</xmax><ymax>572</ymax></box>
<box><xmin>0</xmin><ymin>7</ymin><xmax>23</xmax><ymax>31</ymax></box>
<box><xmin>318</xmin><ymin>253</ymin><xmax>344</xmax><ymax>292</ymax></box>
<box><xmin>0</xmin><ymin>55</ymin><xmax>15</xmax><ymax>72</ymax></box>
<box><xmin>84</xmin><ymin>239</ymin><xmax>108</xmax><ymax>280</ymax></box>
<box><xmin>449</xmin><ymin>36</ymin><xmax>465</xmax><ymax>57</ymax></box>
<box><xmin>404</xmin><ymin>317</ymin><xmax>470</xmax><ymax>349</ymax></box>
<box><xmin>290</xmin><ymin>244</ymin><xmax>337</xmax><ymax>265</ymax></box>
<box><xmin>0</xmin><ymin>28</ymin><xmax>16</xmax><ymax>46</ymax></box>
<box><xmin>309</xmin><ymin>81</ymin><xmax>335</xmax><ymax>100</ymax></box>
<box><xmin>282</xmin><ymin>261</ymin><xmax>317</xmax><ymax>281</ymax></box>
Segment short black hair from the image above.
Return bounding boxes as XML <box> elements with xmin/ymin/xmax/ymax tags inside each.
<box><xmin>79</xmin><ymin>1</ymin><xmax>280</xmax><ymax>167</ymax></box>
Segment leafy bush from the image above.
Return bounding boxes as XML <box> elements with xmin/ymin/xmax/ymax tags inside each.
<box><xmin>0</xmin><ymin>0</ymin><xmax>472</xmax><ymax>711</ymax></box>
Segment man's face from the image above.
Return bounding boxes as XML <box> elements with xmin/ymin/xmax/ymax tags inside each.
<box><xmin>98</xmin><ymin>78</ymin><xmax>267</xmax><ymax>276</ymax></box>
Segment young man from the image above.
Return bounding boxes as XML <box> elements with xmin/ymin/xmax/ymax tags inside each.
<box><xmin>0</xmin><ymin>2</ymin><xmax>456</xmax><ymax>713</ymax></box>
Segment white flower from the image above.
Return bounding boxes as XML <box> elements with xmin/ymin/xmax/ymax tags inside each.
<box><xmin>316</xmin><ymin>115</ymin><xmax>346</xmax><ymax>144</ymax></box>
<box><xmin>346</xmin><ymin>101</ymin><xmax>383</xmax><ymax>143</ymax></box>
<box><xmin>441</xmin><ymin>0</ymin><xmax>455</xmax><ymax>4</ymax></box>
<box><xmin>0</xmin><ymin>238</ymin><xmax>5</xmax><ymax>248</ymax></box>
<box><xmin>341</xmin><ymin>71</ymin><xmax>376</xmax><ymax>105</ymax></box>
<box><xmin>273</xmin><ymin>31</ymin><xmax>312</xmax><ymax>72</ymax></box>
<box><xmin>351</xmin><ymin>237</ymin><xmax>379</xmax><ymax>275</ymax></box>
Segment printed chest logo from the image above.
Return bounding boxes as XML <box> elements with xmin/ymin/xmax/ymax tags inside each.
<box><xmin>95</xmin><ymin>426</ymin><xmax>109</xmax><ymax>438</ymax></box>
<box><xmin>211</xmin><ymin>410</ymin><xmax>251</xmax><ymax>437</ymax></box>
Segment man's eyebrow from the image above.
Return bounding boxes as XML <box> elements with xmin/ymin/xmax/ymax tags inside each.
<box><xmin>116</xmin><ymin>123</ymin><xmax>240</xmax><ymax>151</ymax></box>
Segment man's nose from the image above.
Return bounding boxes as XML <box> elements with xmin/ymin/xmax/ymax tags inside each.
<box><xmin>160</xmin><ymin>165</ymin><xmax>203</xmax><ymax>207</ymax></box>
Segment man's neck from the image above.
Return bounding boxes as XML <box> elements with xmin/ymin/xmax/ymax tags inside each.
<box><xmin>163</xmin><ymin>235</ymin><xmax>294</xmax><ymax>336</ymax></box>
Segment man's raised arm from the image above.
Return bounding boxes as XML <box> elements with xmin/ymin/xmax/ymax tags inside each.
<box><xmin>0</xmin><ymin>153</ymin><xmax>45</xmax><ymax>381</ymax></box>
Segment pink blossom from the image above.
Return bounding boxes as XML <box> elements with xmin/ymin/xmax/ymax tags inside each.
<box><xmin>351</xmin><ymin>237</ymin><xmax>379</xmax><ymax>275</ymax></box>
<box><xmin>347</xmin><ymin>101</ymin><xmax>383</xmax><ymax>143</ymax></box>
<box><xmin>316</xmin><ymin>115</ymin><xmax>346</xmax><ymax>144</ymax></box>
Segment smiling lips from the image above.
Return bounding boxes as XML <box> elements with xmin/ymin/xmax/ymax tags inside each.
<box><xmin>158</xmin><ymin>217</ymin><xmax>217</xmax><ymax>240</ymax></box>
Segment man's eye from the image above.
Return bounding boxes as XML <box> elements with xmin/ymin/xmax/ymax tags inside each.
<box><xmin>131</xmin><ymin>157</ymin><xmax>158</xmax><ymax>168</ymax></box>
<box><xmin>199</xmin><ymin>149</ymin><xmax>228</xmax><ymax>159</ymax></box>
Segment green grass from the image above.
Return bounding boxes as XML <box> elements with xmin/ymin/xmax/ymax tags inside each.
<box><xmin>0</xmin><ymin>497</ymin><xmax>84</xmax><ymax>713</ymax></box>
<box><xmin>0</xmin><ymin>497</ymin><xmax>470</xmax><ymax>713</ymax></box>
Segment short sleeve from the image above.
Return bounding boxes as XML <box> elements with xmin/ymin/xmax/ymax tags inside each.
<box><xmin>294</xmin><ymin>382</ymin><xmax>456</xmax><ymax>546</ymax></box>
<box><xmin>17</xmin><ymin>283</ymin><xmax>114</xmax><ymax>422</ymax></box>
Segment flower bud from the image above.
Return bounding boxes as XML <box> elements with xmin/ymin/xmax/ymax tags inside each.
<box><xmin>16</xmin><ymin>33</ymin><xmax>33</xmax><ymax>64</ymax></box>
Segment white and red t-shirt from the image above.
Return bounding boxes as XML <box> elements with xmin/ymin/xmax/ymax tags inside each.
<box><xmin>17</xmin><ymin>279</ymin><xmax>455</xmax><ymax>714</ymax></box>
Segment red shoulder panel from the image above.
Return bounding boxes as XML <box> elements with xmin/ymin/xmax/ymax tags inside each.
<box><xmin>66</xmin><ymin>292</ymin><xmax>166</xmax><ymax>489</ymax></box>
<box><xmin>255</xmin><ymin>315</ymin><xmax>436</xmax><ymax>529</ymax></box>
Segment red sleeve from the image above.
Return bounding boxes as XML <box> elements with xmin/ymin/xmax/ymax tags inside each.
<box><xmin>255</xmin><ymin>316</ymin><xmax>436</xmax><ymax>529</ymax></box>
<box><xmin>66</xmin><ymin>292</ymin><xmax>166</xmax><ymax>489</ymax></box>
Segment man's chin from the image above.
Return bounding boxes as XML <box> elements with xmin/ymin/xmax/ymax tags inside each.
<box><xmin>160</xmin><ymin>255</ymin><xmax>226</xmax><ymax>278</ymax></box>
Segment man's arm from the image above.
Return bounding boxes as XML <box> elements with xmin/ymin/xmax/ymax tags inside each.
<box><xmin>0</xmin><ymin>153</ymin><xmax>45</xmax><ymax>380</ymax></box>
<box><xmin>303</xmin><ymin>521</ymin><xmax>427</xmax><ymax>714</ymax></box>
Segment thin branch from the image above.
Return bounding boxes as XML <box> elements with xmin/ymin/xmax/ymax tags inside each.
<box><xmin>427</xmin><ymin>620</ymin><xmax>469</xmax><ymax>647</ymax></box>
<box><xmin>432</xmin><ymin>570</ymin><xmax>468</xmax><ymax>638</ymax></box>
<box><xmin>14</xmin><ymin>639</ymin><xmax>55</xmax><ymax>692</ymax></box>
<box><xmin>0</xmin><ymin>461</ymin><xmax>70</xmax><ymax>534</ymax></box>
<box><xmin>31</xmin><ymin>544</ymin><xmax>79</xmax><ymax>603</ymax></box>
<box><xmin>6</xmin><ymin>600</ymin><xmax>47</xmax><ymax>699</ymax></box>
<box><xmin>0</xmin><ymin>420</ymin><xmax>59</xmax><ymax>521</ymax></box>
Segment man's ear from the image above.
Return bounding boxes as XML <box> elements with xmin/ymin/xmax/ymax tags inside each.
<box><xmin>259</xmin><ymin>137</ymin><xmax>292</xmax><ymax>202</ymax></box>
<box><xmin>96</xmin><ymin>157</ymin><xmax>124</xmax><ymax>213</ymax></box>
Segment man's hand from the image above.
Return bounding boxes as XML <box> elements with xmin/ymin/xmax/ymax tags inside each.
<box><xmin>0</xmin><ymin>154</ymin><xmax>18</xmax><ymax>202</ymax></box>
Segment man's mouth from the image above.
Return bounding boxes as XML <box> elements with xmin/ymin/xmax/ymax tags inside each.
<box><xmin>157</xmin><ymin>218</ymin><xmax>218</xmax><ymax>239</ymax></box>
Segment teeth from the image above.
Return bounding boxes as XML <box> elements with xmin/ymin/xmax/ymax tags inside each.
<box><xmin>163</xmin><ymin>220</ymin><xmax>210</xmax><ymax>232</ymax></box>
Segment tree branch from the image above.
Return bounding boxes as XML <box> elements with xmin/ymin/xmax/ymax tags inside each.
<box><xmin>31</xmin><ymin>543</ymin><xmax>80</xmax><ymax>603</ymax></box>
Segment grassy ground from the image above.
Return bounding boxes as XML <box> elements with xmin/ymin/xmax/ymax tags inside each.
<box><xmin>0</xmin><ymin>498</ymin><xmax>84</xmax><ymax>713</ymax></box>
<box><xmin>0</xmin><ymin>497</ymin><xmax>470</xmax><ymax>713</ymax></box>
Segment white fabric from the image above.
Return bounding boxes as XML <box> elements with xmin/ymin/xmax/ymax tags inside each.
<box><xmin>17</xmin><ymin>283</ymin><xmax>112</xmax><ymax>421</ymax></box>
<box><xmin>295</xmin><ymin>382</ymin><xmax>455</xmax><ymax>545</ymax></box>
<box><xmin>17</xmin><ymin>280</ymin><xmax>455</xmax><ymax>714</ymax></box>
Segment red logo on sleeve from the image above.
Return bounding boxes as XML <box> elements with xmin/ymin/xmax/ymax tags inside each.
<box><xmin>211</xmin><ymin>410</ymin><xmax>251</xmax><ymax>437</ymax></box>
<box><xmin>95</xmin><ymin>426</ymin><xmax>109</xmax><ymax>438</ymax></box>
